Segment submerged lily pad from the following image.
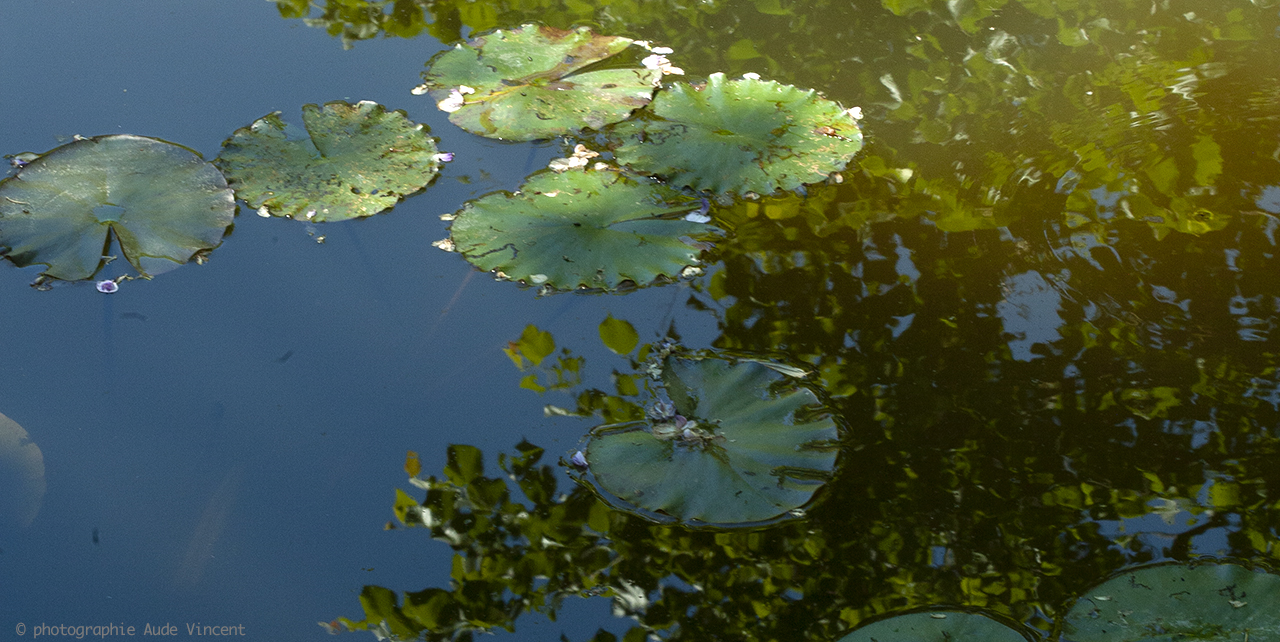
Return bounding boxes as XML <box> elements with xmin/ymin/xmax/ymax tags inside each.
<box><xmin>580</xmin><ymin>351</ymin><xmax>840</xmax><ymax>526</ymax></box>
<box><xmin>414</xmin><ymin>24</ymin><xmax>665</xmax><ymax>141</ymax></box>
<box><xmin>442</xmin><ymin>167</ymin><xmax>717</xmax><ymax>291</ymax></box>
<box><xmin>216</xmin><ymin>101</ymin><xmax>443</xmax><ymax>221</ymax></box>
<box><xmin>611</xmin><ymin>73</ymin><xmax>864</xmax><ymax>195</ymax></box>
<box><xmin>838</xmin><ymin>610</ymin><xmax>1032</xmax><ymax>642</ymax></box>
<box><xmin>1061</xmin><ymin>562</ymin><xmax>1280</xmax><ymax>641</ymax></box>
<box><xmin>0</xmin><ymin>135</ymin><xmax>235</xmax><ymax>281</ymax></box>
<box><xmin>0</xmin><ymin>411</ymin><xmax>45</xmax><ymax>529</ymax></box>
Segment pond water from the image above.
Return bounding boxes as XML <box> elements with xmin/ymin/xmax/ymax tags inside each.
<box><xmin>3</xmin><ymin>0</ymin><xmax>1280</xmax><ymax>640</ymax></box>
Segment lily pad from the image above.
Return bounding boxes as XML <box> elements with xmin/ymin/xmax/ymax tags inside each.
<box><xmin>413</xmin><ymin>24</ymin><xmax>665</xmax><ymax>141</ymax></box>
<box><xmin>442</xmin><ymin>167</ymin><xmax>718</xmax><ymax>292</ymax></box>
<box><xmin>215</xmin><ymin>101</ymin><xmax>444</xmax><ymax>222</ymax></box>
<box><xmin>580</xmin><ymin>351</ymin><xmax>841</xmax><ymax>526</ymax></box>
<box><xmin>611</xmin><ymin>72</ymin><xmax>864</xmax><ymax>195</ymax></box>
<box><xmin>0</xmin><ymin>135</ymin><xmax>235</xmax><ymax>281</ymax></box>
<box><xmin>1061</xmin><ymin>562</ymin><xmax>1280</xmax><ymax>641</ymax></box>
<box><xmin>0</xmin><ymin>411</ymin><xmax>45</xmax><ymax>529</ymax></box>
<box><xmin>838</xmin><ymin>610</ymin><xmax>1033</xmax><ymax>642</ymax></box>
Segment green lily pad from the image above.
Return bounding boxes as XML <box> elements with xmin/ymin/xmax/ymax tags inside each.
<box><xmin>0</xmin><ymin>135</ymin><xmax>235</xmax><ymax>281</ymax></box>
<box><xmin>0</xmin><ymin>411</ymin><xmax>45</xmax><ymax>529</ymax></box>
<box><xmin>215</xmin><ymin>101</ymin><xmax>444</xmax><ymax>222</ymax></box>
<box><xmin>611</xmin><ymin>72</ymin><xmax>864</xmax><ymax>195</ymax></box>
<box><xmin>1061</xmin><ymin>562</ymin><xmax>1280</xmax><ymax>641</ymax></box>
<box><xmin>413</xmin><ymin>24</ymin><xmax>666</xmax><ymax>141</ymax></box>
<box><xmin>441</xmin><ymin>167</ymin><xmax>718</xmax><ymax>292</ymax></box>
<box><xmin>580</xmin><ymin>351</ymin><xmax>841</xmax><ymax>526</ymax></box>
<box><xmin>838</xmin><ymin>610</ymin><xmax>1033</xmax><ymax>642</ymax></box>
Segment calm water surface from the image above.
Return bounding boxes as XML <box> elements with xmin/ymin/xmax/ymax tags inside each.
<box><xmin>3</xmin><ymin>0</ymin><xmax>1280</xmax><ymax>640</ymax></box>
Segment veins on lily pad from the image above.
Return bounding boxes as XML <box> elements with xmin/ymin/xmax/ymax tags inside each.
<box><xmin>215</xmin><ymin>101</ymin><xmax>446</xmax><ymax>222</ymax></box>
<box><xmin>439</xmin><ymin>163</ymin><xmax>719</xmax><ymax>293</ymax></box>
<box><xmin>0</xmin><ymin>135</ymin><xmax>235</xmax><ymax>283</ymax></box>
<box><xmin>576</xmin><ymin>348</ymin><xmax>842</xmax><ymax>527</ymax></box>
<box><xmin>611</xmin><ymin>72</ymin><xmax>864</xmax><ymax>196</ymax></box>
<box><xmin>413</xmin><ymin>24</ymin><xmax>678</xmax><ymax>141</ymax></box>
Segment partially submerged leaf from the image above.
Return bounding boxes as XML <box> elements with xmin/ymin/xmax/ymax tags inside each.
<box><xmin>414</xmin><ymin>24</ymin><xmax>665</xmax><ymax>141</ymax></box>
<box><xmin>0</xmin><ymin>135</ymin><xmax>235</xmax><ymax>281</ymax></box>
<box><xmin>580</xmin><ymin>351</ymin><xmax>841</xmax><ymax>526</ymax></box>
<box><xmin>1062</xmin><ymin>562</ymin><xmax>1280</xmax><ymax>641</ymax></box>
<box><xmin>444</xmin><ymin>167</ymin><xmax>718</xmax><ymax>292</ymax></box>
<box><xmin>838</xmin><ymin>610</ymin><xmax>1032</xmax><ymax>642</ymax></box>
<box><xmin>611</xmin><ymin>72</ymin><xmax>864</xmax><ymax>195</ymax></box>
<box><xmin>216</xmin><ymin>101</ymin><xmax>444</xmax><ymax>222</ymax></box>
<box><xmin>0</xmin><ymin>411</ymin><xmax>45</xmax><ymax>529</ymax></box>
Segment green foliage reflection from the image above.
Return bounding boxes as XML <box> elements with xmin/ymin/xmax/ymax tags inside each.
<box><xmin>305</xmin><ymin>0</ymin><xmax>1280</xmax><ymax>638</ymax></box>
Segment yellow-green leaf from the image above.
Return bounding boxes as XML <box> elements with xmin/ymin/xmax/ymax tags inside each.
<box><xmin>599</xmin><ymin>315</ymin><xmax>639</xmax><ymax>355</ymax></box>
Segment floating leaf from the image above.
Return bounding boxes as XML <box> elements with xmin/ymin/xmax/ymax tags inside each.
<box><xmin>0</xmin><ymin>411</ymin><xmax>45</xmax><ymax>529</ymax></box>
<box><xmin>1061</xmin><ymin>562</ymin><xmax>1280</xmax><ymax>641</ymax></box>
<box><xmin>838</xmin><ymin>610</ymin><xmax>1032</xmax><ymax>642</ymax></box>
<box><xmin>414</xmin><ymin>24</ymin><xmax>664</xmax><ymax>141</ymax></box>
<box><xmin>216</xmin><ymin>101</ymin><xmax>443</xmax><ymax>222</ymax></box>
<box><xmin>0</xmin><ymin>135</ymin><xmax>235</xmax><ymax>281</ymax></box>
<box><xmin>611</xmin><ymin>72</ymin><xmax>864</xmax><ymax>195</ymax></box>
<box><xmin>444</xmin><ymin>168</ymin><xmax>718</xmax><ymax>292</ymax></box>
<box><xmin>599</xmin><ymin>315</ymin><xmax>639</xmax><ymax>355</ymax></box>
<box><xmin>580</xmin><ymin>351</ymin><xmax>840</xmax><ymax>526</ymax></box>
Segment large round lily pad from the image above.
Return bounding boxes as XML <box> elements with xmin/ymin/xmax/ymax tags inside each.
<box><xmin>580</xmin><ymin>351</ymin><xmax>841</xmax><ymax>526</ymax></box>
<box><xmin>215</xmin><ymin>101</ymin><xmax>443</xmax><ymax>222</ymax></box>
<box><xmin>838</xmin><ymin>610</ymin><xmax>1033</xmax><ymax>642</ymax></box>
<box><xmin>0</xmin><ymin>135</ymin><xmax>235</xmax><ymax>281</ymax></box>
<box><xmin>611</xmin><ymin>73</ymin><xmax>864</xmax><ymax>195</ymax></box>
<box><xmin>1061</xmin><ymin>562</ymin><xmax>1280</xmax><ymax>641</ymax></box>
<box><xmin>0</xmin><ymin>411</ymin><xmax>45</xmax><ymax>529</ymax></box>
<box><xmin>414</xmin><ymin>24</ymin><xmax>663</xmax><ymax>141</ymax></box>
<box><xmin>443</xmin><ymin>167</ymin><xmax>718</xmax><ymax>292</ymax></box>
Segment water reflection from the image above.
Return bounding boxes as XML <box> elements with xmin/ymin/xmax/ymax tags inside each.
<box><xmin>261</xmin><ymin>0</ymin><xmax>1280</xmax><ymax>638</ymax></box>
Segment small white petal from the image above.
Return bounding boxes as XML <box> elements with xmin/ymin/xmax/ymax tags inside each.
<box><xmin>432</xmin><ymin>238</ymin><xmax>455</xmax><ymax>252</ymax></box>
<box><xmin>257</xmin><ymin>206</ymin><xmax>271</xmax><ymax>218</ymax></box>
<box><xmin>742</xmin><ymin>72</ymin><xmax>761</xmax><ymax>80</ymax></box>
<box><xmin>684</xmin><ymin>212</ymin><xmax>712</xmax><ymax>224</ymax></box>
<box><xmin>437</xmin><ymin>89</ymin><xmax>466</xmax><ymax>112</ymax></box>
<box><xmin>410</xmin><ymin>84</ymin><xmax>430</xmax><ymax>95</ymax></box>
<box><xmin>651</xmin><ymin>46</ymin><xmax>673</xmax><ymax>54</ymax></box>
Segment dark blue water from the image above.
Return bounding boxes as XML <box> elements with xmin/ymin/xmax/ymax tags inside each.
<box><xmin>0</xmin><ymin>2</ymin><xmax>718</xmax><ymax>638</ymax></box>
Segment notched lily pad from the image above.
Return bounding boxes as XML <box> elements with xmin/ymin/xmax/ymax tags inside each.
<box><xmin>838</xmin><ymin>610</ymin><xmax>1033</xmax><ymax>642</ymax></box>
<box><xmin>1061</xmin><ymin>562</ymin><xmax>1280</xmax><ymax>641</ymax></box>
<box><xmin>579</xmin><ymin>350</ymin><xmax>841</xmax><ymax>526</ymax></box>
<box><xmin>0</xmin><ymin>135</ymin><xmax>235</xmax><ymax>282</ymax></box>
<box><xmin>216</xmin><ymin>101</ymin><xmax>444</xmax><ymax>222</ymax></box>
<box><xmin>441</xmin><ymin>166</ymin><xmax>718</xmax><ymax>292</ymax></box>
<box><xmin>611</xmin><ymin>72</ymin><xmax>864</xmax><ymax>195</ymax></box>
<box><xmin>414</xmin><ymin>24</ymin><xmax>669</xmax><ymax>141</ymax></box>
